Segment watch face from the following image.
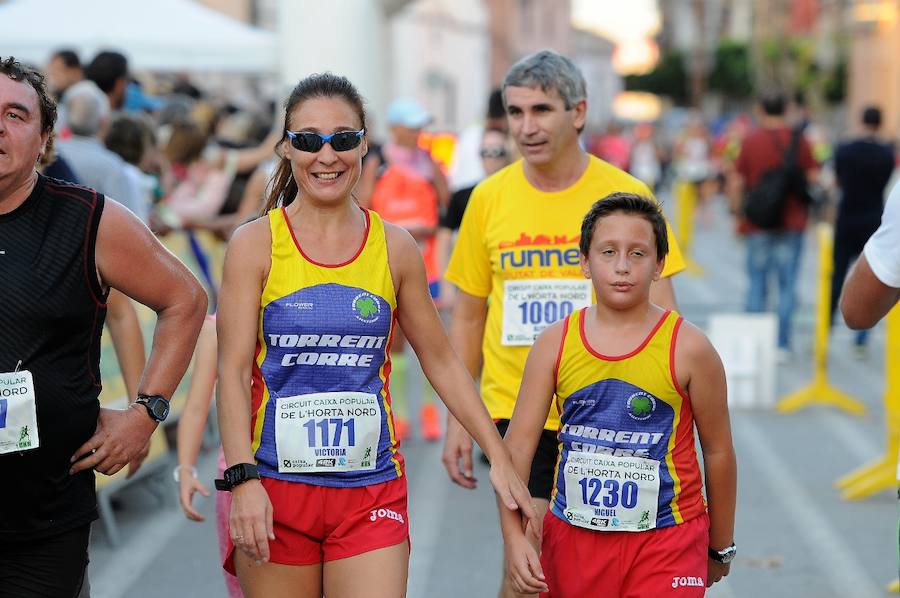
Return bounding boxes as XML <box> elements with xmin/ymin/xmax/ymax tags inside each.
<box><xmin>150</xmin><ymin>399</ymin><xmax>169</xmax><ymax>420</ymax></box>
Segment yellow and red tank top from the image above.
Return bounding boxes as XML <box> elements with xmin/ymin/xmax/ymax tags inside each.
<box><xmin>250</xmin><ymin>207</ymin><xmax>403</xmax><ymax>488</ymax></box>
<box><xmin>550</xmin><ymin>308</ymin><xmax>705</xmax><ymax>532</ymax></box>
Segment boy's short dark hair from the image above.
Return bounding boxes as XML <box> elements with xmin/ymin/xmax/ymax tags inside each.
<box><xmin>580</xmin><ymin>193</ymin><xmax>668</xmax><ymax>261</ymax></box>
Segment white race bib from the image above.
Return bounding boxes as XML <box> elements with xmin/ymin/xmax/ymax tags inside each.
<box><xmin>275</xmin><ymin>391</ymin><xmax>381</xmax><ymax>473</ymax></box>
<box><xmin>0</xmin><ymin>370</ymin><xmax>39</xmax><ymax>454</ymax></box>
<box><xmin>501</xmin><ymin>279</ymin><xmax>591</xmax><ymax>346</ymax></box>
<box><xmin>562</xmin><ymin>451</ymin><xmax>659</xmax><ymax>532</ymax></box>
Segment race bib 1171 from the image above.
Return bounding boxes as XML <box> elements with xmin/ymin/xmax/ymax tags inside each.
<box><xmin>275</xmin><ymin>391</ymin><xmax>381</xmax><ymax>473</ymax></box>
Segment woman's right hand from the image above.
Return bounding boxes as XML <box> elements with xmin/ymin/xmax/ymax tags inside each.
<box><xmin>229</xmin><ymin>479</ymin><xmax>275</xmax><ymax>563</ymax></box>
<box><xmin>178</xmin><ymin>468</ymin><xmax>210</xmax><ymax>521</ymax></box>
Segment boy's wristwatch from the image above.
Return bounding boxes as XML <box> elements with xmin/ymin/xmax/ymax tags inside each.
<box><xmin>708</xmin><ymin>543</ymin><xmax>737</xmax><ymax>564</ymax></box>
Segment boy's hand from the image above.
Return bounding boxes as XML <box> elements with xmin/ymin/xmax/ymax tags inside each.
<box><xmin>706</xmin><ymin>559</ymin><xmax>731</xmax><ymax>587</ymax></box>
<box><xmin>505</xmin><ymin>533</ymin><xmax>549</xmax><ymax>594</ymax></box>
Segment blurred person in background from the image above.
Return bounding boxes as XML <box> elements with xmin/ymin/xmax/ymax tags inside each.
<box><xmin>437</xmin><ymin>128</ymin><xmax>512</xmax><ymax>308</ymax></box>
<box><xmin>56</xmin><ymin>80</ymin><xmax>144</xmax><ymax>218</ymax></box>
<box><xmin>104</xmin><ymin>113</ymin><xmax>156</xmax><ymax>224</ymax></box>
<box><xmin>46</xmin><ymin>49</ymin><xmax>83</xmax><ymax>101</ymax></box>
<box><xmin>153</xmin><ymin>116</ymin><xmax>279</xmax><ymax>237</ymax></box>
<box><xmin>589</xmin><ymin>120</ymin><xmax>631</xmax><ymax>171</ymax></box>
<box><xmin>46</xmin><ymin>48</ymin><xmax>83</xmax><ymax>135</ymax></box>
<box><xmin>358</xmin><ymin>96</ymin><xmax>449</xmax><ymax>442</ymax></box>
<box><xmin>830</xmin><ymin>106</ymin><xmax>896</xmax><ymax>356</ymax></box>
<box><xmin>175</xmin><ymin>316</ymin><xmax>244</xmax><ymax>598</ymax></box>
<box><xmin>729</xmin><ymin>91</ymin><xmax>819</xmax><ymax>360</ymax></box>
<box><xmin>359</xmin><ymin>96</ymin><xmax>450</xmax><ymax>211</ymax></box>
<box><xmin>84</xmin><ymin>50</ymin><xmax>129</xmax><ymax>110</ymax></box>
<box><xmin>629</xmin><ymin>122</ymin><xmax>663</xmax><ymax>192</ymax></box>
<box><xmin>449</xmin><ymin>88</ymin><xmax>509</xmax><ymax>192</ymax></box>
<box><xmin>674</xmin><ymin>114</ymin><xmax>717</xmax><ymax>219</ymax></box>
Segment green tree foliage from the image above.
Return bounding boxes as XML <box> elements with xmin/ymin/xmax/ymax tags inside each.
<box><xmin>707</xmin><ymin>41</ymin><xmax>754</xmax><ymax>99</ymax></box>
<box><xmin>625</xmin><ymin>50</ymin><xmax>689</xmax><ymax>106</ymax></box>
<box><xmin>823</xmin><ymin>58</ymin><xmax>846</xmax><ymax>105</ymax></box>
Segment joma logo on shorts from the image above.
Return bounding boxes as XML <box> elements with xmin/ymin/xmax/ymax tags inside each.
<box><xmin>672</xmin><ymin>576</ymin><xmax>705</xmax><ymax>588</ymax></box>
<box><xmin>369</xmin><ymin>508</ymin><xmax>404</xmax><ymax>524</ymax></box>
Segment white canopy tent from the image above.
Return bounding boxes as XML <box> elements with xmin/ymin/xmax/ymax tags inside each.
<box><xmin>0</xmin><ymin>0</ymin><xmax>277</xmax><ymax>73</ymax></box>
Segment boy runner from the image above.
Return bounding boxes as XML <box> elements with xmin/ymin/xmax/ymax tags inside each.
<box><xmin>500</xmin><ymin>193</ymin><xmax>737</xmax><ymax>597</ymax></box>
<box><xmin>442</xmin><ymin>49</ymin><xmax>687</xmax><ymax>596</ymax></box>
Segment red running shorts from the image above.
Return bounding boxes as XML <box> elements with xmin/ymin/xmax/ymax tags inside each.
<box><xmin>540</xmin><ymin>510</ymin><xmax>710</xmax><ymax>598</ymax></box>
<box><xmin>225</xmin><ymin>475</ymin><xmax>409</xmax><ymax>573</ymax></box>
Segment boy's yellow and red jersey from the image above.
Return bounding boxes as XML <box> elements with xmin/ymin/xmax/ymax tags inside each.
<box><xmin>550</xmin><ymin>308</ymin><xmax>705</xmax><ymax>532</ymax></box>
<box><xmin>445</xmin><ymin>157</ymin><xmax>685</xmax><ymax>431</ymax></box>
<box><xmin>249</xmin><ymin>208</ymin><xmax>403</xmax><ymax>488</ymax></box>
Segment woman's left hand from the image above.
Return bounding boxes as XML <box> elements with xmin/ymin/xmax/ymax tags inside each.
<box><xmin>489</xmin><ymin>455</ymin><xmax>539</xmax><ymax>529</ymax></box>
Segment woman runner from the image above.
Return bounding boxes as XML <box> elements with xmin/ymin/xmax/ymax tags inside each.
<box><xmin>216</xmin><ymin>73</ymin><xmax>535</xmax><ymax>598</ymax></box>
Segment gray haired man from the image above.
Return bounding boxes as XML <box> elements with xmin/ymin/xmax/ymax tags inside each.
<box><xmin>441</xmin><ymin>50</ymin><xmax>686</xmax><ymax>597</ymax></box>
<box><xmin>56</xmin><ymin>80</ymin><xmax>144</xmax><ymax>219</ymax></box>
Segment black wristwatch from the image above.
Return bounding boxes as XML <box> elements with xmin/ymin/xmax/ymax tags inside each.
<box><xmin>215</xmin><ymin>463</ymin><xmax>260</xmax><ymax>492</ymax></box>
<box><xmin>708</xmin><ymin>543</ymin><xmax>737</xmax><ymax>564</ymax></box>
<box><xmin>134</xmin><ymin>394</ymin><xmax>170</xmax><ymax>422</ymax></box>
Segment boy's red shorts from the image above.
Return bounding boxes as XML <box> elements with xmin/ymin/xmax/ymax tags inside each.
<box><xmin>540</xmin><ymin>511</ymin><xmax>709</xmax><ymax>598</ymax></box>
<box><xmin>224</xmin><ymin>475</ymin><xmax>409</xmax><ymax>574</ymax></box>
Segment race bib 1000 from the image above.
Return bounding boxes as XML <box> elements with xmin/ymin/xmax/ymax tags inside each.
<box><xmin>562</xmin><ymin>451</ymin><xmax>659</xmax><ymax>532</ymax></box>
<box><xmin>0</xmin><ymin>370</ymin><xmax>39</xmax><ymax>454</ymax></box>
<box><xmin>501</xmin><ymin>279</ymin><xmax>591</xmax><ymax>346</ymax></box>
<box><xmin>275</xmin><ymin>391</ymin><xmax>381</xmax><ymax>473</ymax></box>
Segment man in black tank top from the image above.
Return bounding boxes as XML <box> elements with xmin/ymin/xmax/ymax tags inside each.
<box><xmin>0</xmin><ymin>57</ymin><xmax>208</xmax><ymax>598</ymax></box>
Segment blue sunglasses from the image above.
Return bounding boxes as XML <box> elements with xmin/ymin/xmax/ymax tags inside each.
<box><xmin>285</xmin><ymin>129</ymin><xmax>365</xmax><ymax>152</ymax></box>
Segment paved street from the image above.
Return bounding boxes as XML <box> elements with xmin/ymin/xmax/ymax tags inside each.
<box><xmin>86</xmin><ymin>197</ymin><xmax>900</xmax><ymax>597</ymax></box>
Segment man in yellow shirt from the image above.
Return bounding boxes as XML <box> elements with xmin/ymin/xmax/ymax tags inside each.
<box><xmin>442</xmin><ymin>50</ymin><xmax>686</xmax><ymax>597</ymax></box>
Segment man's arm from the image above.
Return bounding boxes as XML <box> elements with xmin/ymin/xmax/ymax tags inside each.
<box><xmin>442</xmin><ymin>290</ymin><xmax>487</xmax><ymax>488</ymax></box>
<box><xmin>841</xmin><ymin>181</ymin><xmax>900</xmax><ymax>328</ymax></box>
<box><xmin>840</xmin><ymin>255</ymin><xmax>900</xmax><ymax>329</ymax></box>
<box><xmin>70</xmin><ymin>199</ymin><xmax>208</xmax><ymax>476</ymax></box>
